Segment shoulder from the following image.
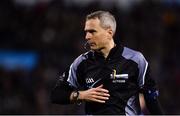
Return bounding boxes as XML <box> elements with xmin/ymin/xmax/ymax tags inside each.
<box><xmin>71</xmin><ymin>51</ymin><xmax>92</xmax><ymax>67</ymax></box>
<box><xmin>122</xmin><ymin>47</ymin><xmax>147</xmax><ymax>65</ymax></box>
<box><xmin>122</xmin><ymin>47</ymin><xmax>149</xmax><ymax>86</ymax></box>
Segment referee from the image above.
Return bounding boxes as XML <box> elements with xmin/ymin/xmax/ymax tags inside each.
<box><xmin>51</xmin><ymin>10</ymin><xmax>163</xmax><ymax>115</ymax></box>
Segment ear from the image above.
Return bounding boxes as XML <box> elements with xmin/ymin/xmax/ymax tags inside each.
<box><xmin>107</xmin><ymin>27</ymin><xmax>113</xmax><ymax>37</ymax></box>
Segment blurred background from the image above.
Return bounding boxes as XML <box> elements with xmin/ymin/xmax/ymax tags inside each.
<box><xmin>0</xmin><ymin>0</ymin><xmax>180</xmax><ymax>114</ymax></box>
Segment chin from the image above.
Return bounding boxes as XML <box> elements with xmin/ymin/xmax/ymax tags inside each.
<box><xmin>91</xmin><ymin>48</ymin><xmax>101</xmax><ymax>52</ymax></box>
<box><xmin>90</xmin><ymin>46</ymin><xmax>95</xmax><ymax>50</ymax></box>
<box><xmin>90</xmin><ymin>46</ymin><xmax>97</xmax><ymax>50</ymax></box>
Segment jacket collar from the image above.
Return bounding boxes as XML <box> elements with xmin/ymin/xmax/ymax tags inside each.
<box><xmin>92</xmin><ymin>44</ymin><xmax>124</xmax><ymax>60</ymax></box>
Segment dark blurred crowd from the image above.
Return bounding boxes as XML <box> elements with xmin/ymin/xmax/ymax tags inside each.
<box><xmin>0</xmin><ymin>0</ymin><xmax>180</xmax><ymax>114</ymax></box>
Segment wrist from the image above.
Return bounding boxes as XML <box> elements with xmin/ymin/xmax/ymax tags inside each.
<box><xmin>78</xmin><ymin>91</ymin><xmax>84</xmax><ymax>101</ymax></box>
<box><xmin>71</xmin><ymin>90</ymin><xmax>82</xmax><ymax>105</ymax></box>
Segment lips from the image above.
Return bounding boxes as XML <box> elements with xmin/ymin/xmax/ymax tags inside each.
<box><xmin>87</xmin><ymin>41</ymin><xmax>95</xmax><ymax>46</ymax></box>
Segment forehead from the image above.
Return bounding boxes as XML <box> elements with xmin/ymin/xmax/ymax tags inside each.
<box><xmin>84</xmin><ymin>18</ymin><xmax>101</xmax><ymax>30</ymax></box>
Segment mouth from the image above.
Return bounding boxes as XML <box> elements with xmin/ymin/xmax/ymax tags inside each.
<box><xmin>87</xmin><ymin>42</ymin><xmax>95</xmax><ymax>46</ymax></box>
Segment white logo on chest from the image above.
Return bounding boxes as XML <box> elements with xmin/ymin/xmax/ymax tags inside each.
<box><xmin>86</xmin><ymin>78</ymin><xmax>94</xmax><ymax>84</ymax></box>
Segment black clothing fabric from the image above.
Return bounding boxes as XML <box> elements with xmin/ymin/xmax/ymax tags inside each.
<box><xmin>51</xmin><ymin>44</ymin><xmax>162</xmax><ymax>115</ymax></box>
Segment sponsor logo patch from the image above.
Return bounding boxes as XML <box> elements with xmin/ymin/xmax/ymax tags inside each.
<box><xmin>110</xmin><ymin>69</ymin><xmax>128</xmax><ymax>83</ymax></box>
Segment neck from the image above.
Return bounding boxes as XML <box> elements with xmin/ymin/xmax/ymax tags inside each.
<box><xmin>101</xmin><ymin>40</ymin><xmax>115</xmax><ymax>58</ymax></box>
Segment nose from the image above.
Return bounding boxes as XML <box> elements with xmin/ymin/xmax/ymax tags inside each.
<box><xmin>85</xmin><ymin>32</ymin><xmax>91</xmax><ymax>40</ymax></box>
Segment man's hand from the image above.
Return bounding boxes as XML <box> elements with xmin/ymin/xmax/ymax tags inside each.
<box><xmin>78</xmin><ymin>84</ymin><xmax>110</xmax><ymax>103</ymax></box>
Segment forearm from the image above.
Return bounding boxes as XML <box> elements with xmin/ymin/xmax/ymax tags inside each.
<box><xmin>144</xmin><ymin>89</ymin><xmax>163</xmax><ymax>114</ymax></box>
<box><xmin>145</xmin><ymin>98</ymin><xmax>163</xmax><ymax>114</ymax></box>
<box><xmin>51</xmin><ymin>82</ymin><xmax>73</xmax><ymax>104</ymax></box>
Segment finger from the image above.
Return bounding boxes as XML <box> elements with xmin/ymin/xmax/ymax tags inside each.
<box><xmin>91</xmin><ymin>98</ymin><xmax>106</xmax><ymax>103</ymax></box>
<box><xmin>94</xmin><ymin>92</ymin><xmax>110</xmax><ymax>97</ymax></box>
<box><xmin>96</xmin><ymin>88</ymin><xmax>109</xmax><ymax>93</ymax></box>
<box><xmin>93</xmin><ymin>95</ymin><xmax>109</xmax><ymax>100</ymax></box>
<box><xmin>96</xmin><ymin>84</ymin><xmax>103</xmax><ymax>88</ymax></box>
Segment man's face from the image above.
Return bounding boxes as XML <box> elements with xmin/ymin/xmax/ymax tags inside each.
<box><xmin>84</xmin><ymin>18</ymin><xmax>112</xmax><ymax>51</ymax></box>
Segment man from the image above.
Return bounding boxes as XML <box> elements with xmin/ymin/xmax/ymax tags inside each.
<box><xmin>51</xmin><ymin>10</ymin><xmax>163</xmax><ymax>115</ymax></box>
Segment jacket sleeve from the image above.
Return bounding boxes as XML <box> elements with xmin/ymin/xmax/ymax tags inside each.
<box><xmin>51</xmin><ymin>54</ymin><xmax>86</xmax><ymax>104</ymax></box>
<box><xmin>140</xmin><ymin>66</ymin><xmax>163</xmax><ymax>114</ymax></box>
<box><xmin>135</xmin><ymin>52</ymin><xmax>163</xmax><ymax>114</ymax></box>
<box><xmin>51</xmin><ymin>69</ymin><xmax>74</xmax><ymax>104</ymax></box>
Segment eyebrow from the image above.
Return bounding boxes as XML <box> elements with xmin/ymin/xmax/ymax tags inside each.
<box><xmin>84</xmin><ymin>29</ymin><xmax>97</xmax><ymax>33</ymax></box>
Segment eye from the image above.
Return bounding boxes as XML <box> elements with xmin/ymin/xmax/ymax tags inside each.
<box><xmin>85</xmin><ymin>29</ymin><xmax>96</xmax><ymax>34</ymax></box>
<box><xmin>89</xmin><ymin>30</ymin><xmax>96</xmax><ymax>34</ymax></box>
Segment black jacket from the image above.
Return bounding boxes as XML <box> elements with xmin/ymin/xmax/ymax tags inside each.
<box><xmin>51</xmin><ymin>44</ymin><xmax>163</xmax><ymax>115</ymax></box>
